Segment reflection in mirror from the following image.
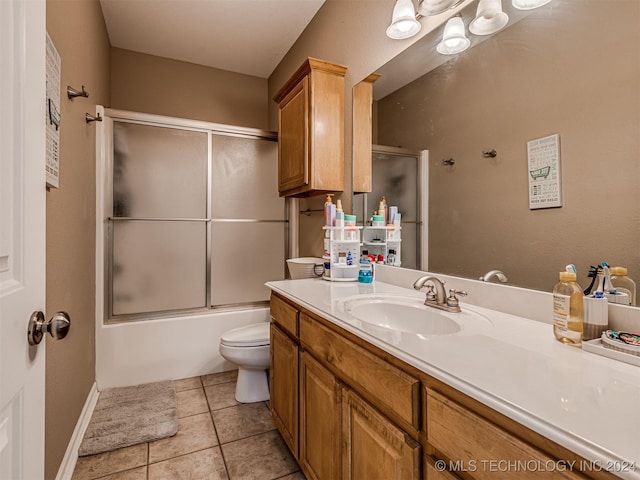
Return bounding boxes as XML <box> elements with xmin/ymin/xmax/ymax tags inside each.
<box><xmin>365</xmin><ymin>0</ymin><xmax>640</xmax><ymax>302</ymax></box>
<box><xmin>353</xmin><ymin>145</ymin><xmax>425</xmax><ymax>270</ymax></box>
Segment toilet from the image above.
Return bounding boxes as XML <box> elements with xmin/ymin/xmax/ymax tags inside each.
<box><xmin>219</xmin><ymin>322</ymin><xmax>270</xmax><ymax>403</ymax></box>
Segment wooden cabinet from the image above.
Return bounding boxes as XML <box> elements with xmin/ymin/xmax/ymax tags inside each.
<box><xmin>425</xmin><ymin>389</ymin><xmax>585</xmax><ymax>480</ymax></box>
<box><xmin>299</xmin><ymin>351</ymin><xmax>341</xmax><ymax>480</ymax></box>
<box><xmin>342</xmin><ymin>387</ymin><xmax>421</xmax><ymax>480</ymax></box>
<box><xmin>269</xmin><ymin>293</ymin><xmax>613</xmax><ymax>480</ymax></box>
<box><xmin>274</xmin><ymin>58</ymin><xmax>347</xmax><ymax>197</ymax></box>
<box><xmin>269</xmin><ymin>297</ymin><xmax>299</xmax><ymax>458</ymax></box>
<box><xmin>353</xmin><ymin>73</ymin><xmax>380</xmax><ymax>193</ymax></box>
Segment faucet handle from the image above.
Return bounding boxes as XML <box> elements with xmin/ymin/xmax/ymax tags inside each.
<box><xmin>424</xmin><ymin>285</ymin><xmax>437</xmax><ymax>302</ymax></box>
<box><xmin>446</xmin><ymin>289</ymin><xmax>468</xmax><ymax>308</ymax></box>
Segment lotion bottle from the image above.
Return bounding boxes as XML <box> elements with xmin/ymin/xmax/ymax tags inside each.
<box><xmin>553</xmin><ymin>271</ymin><xmax>584</xmax><ymax>346</ymax></box>
<box><xmin>335</xmin><ymin>199</ymin><xmax>345</xmax><ymax>227</ymax></box>
<box><xmin>324</xmin><ymin>194</ymin><xmax>335</xmax><ymax>227</ymax></box>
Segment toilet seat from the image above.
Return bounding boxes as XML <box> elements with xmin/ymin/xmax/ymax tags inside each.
<box><xmin>220</xmin><ymin>322</ymin><xmax>270</xmax><ymax>347</ymax></box>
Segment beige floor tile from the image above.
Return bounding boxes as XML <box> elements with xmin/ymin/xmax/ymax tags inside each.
<box><xmin>148</xmin><ymin>447</ymin><xmax>229</xmax><ymax>480</ymax></box>
<box><xmin>222</xmin><ymin>430</ymin><xmax>299</xmax><ymax>480</ymax></box>
<box><xmin>173</xmin><ymin>376</ymin><xmax>203</xmax><ymax>392</ymax></box>
<box><xmin>98</xmin><ymin>466</ymin><xmax>147</xmax><ymax>480</ymax></box>
<box><xmin>72</xmin><ymin>443</ymin><xmax>147</xmax><ymax>480</ymax></box>
<box><xmin>176</xmin><ymin>387</ymin><xmax>209</xmax><ymax>418</ymax></box>
<box><xmin>204</xmin><ymin>382</ymin><xmax>240</xmax><ymax>411</ymax></box>
<box><xmin>212</xmin><ymin>402</ymin><xmax>275</xmax><ymax>444</ymax></box>
<box><xmin>201</xmin><ymin>370</ymin><xmax>238</xmax><ymax>387</ymax></box>
<box><xmin>149</xmin><ymin>412</ymin><xmax>218</xmax><ymax>464</ymax></box>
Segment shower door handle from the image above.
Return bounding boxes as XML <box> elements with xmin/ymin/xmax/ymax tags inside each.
<box><xmin>27</xmin><ymin>311</ymin><xmax>71</xmax><ymax>345</ymax></box>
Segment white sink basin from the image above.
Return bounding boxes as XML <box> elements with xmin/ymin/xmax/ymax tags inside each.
<box><xmin>337</xmin><ymin>294</ymin><xmax>491</xmax><ymax>337</ymax></box>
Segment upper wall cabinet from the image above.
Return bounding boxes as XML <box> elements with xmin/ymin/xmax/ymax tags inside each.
<box><xmin>274</xmin><ymin>58</ymin><xmax>347</xmax><ymax>197</ymax></box>
<box><xmin>352</xmin><ymin>73</ymin><xmax>380</xmax><ymax>194</ymax></box>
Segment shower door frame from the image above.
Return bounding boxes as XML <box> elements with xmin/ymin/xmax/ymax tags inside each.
<box><xmin>97</xmin><ymin>107</ymin><xmax>286</xmax><ymax>323</ymax></box>
<box><xmin>354</xmin><ymin>144</ymin><xmax>429</xmax><ymax>271</ymax></box>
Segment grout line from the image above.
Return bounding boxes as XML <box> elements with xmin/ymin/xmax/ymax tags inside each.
<box><xmin>218</xmin><ymin>427</ymin><xmax>278</xmax><ymax>447</ymax></box>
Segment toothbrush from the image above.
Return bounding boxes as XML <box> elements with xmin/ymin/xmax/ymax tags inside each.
<box><xmin>593</xmin><ymin>267</ymin><xmax>605</xmax><ymax>298</ymax></box>
<box><xmin>600</xmin><ymin>262</ymin><xmax>617</xmax><ymax>294</ymax></box>
<box><xmin>583</xmin><ymin>265</ymin><xmax>600</xmax><ymax>295</ymax></box>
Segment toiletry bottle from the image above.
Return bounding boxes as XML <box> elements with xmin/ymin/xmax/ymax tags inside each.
<box><xmin>324</xmin><ymin>194</ymin><xmax>334</xmax><ymax>227</ymax></box>
<box><xmin>553</xmin><ymin>271</ymin><xmax>584</xmax><ymax>346</ymax></box>
<box><xmin>335</xmin><ymin>199</ymin><xmax>345</xmax><ymax>227</ymax></box>
<box><xmin>387</xmin><ymin>249</ymin><xmax>396</xmax><ymax>266</ymax></box>
<box><xmin>610</xmin><ymin>266</ymin><xmax>636</xmax><ymax>306</ymax></box>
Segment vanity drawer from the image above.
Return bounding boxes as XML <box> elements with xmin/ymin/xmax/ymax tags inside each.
<box><xmin>270</xmin><ymin>294</ymin><xmax>298</xmax><ymax>337</ymax></box>
<box><xmin>299</xmin><ymin>313</ymin><xmax>420</xmax><ymax>432</ymax></box>
<box><xmin>426</xmin><ymin>389</ymin><xmax>581</xmax><ymax>480</ymax></box>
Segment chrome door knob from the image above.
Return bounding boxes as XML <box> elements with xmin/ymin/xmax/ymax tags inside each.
<box><xmin>27</xmin><ymin>311</ymin><xmax>71</xmax><ymax>346</ymax></box>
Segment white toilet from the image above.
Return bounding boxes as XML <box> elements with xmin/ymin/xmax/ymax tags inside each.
<box><xmin>219</xmin><ymin>322</ymin><xmax>270</xmax><ymax>403</ymax></box>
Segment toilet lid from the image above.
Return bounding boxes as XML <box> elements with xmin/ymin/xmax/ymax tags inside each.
<box><xmin>220</xmin><ymin>322</ymin><xmax>270</xmax><ymax>347</ymax></box>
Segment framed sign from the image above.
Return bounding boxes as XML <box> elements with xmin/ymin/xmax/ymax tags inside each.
<box><xmin>46</xmin><ymin>33</ymin><xmax>61</xmax><ymax>188</ymax></box>
<box><xmin>528</xmin><ymin>134</ymin><xmax>561</xmax><ymax>209</ymax></box>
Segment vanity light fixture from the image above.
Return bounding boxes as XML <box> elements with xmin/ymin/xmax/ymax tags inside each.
<box><xmin>436</xmin><ymin>16</ymin><xmax>470</xmax><ymax>55</ymax></box>
<box><xmin>469</xmin><ymin>0</ymin><xmax>509</xmax><ymax>36</ymax></box>
<box><xmin>512</xmin><ymin>0</ymin><xmax>552</xmax><ymax>10</ymax></box>
<box><xmin>417</xmin><ymin>0</ymin><xmax>458</xmax><ymax>16</ymax></box>
<box><xmin>386</xmin><ymin>0</ymin><xmax>422</xmax><ymax>39</ymax></box>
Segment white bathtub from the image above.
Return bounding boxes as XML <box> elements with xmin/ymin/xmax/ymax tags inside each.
<box><xmin>96</xmin><ymin>308</ymin><xmax>270</xmax><ymax>389</ymax></box>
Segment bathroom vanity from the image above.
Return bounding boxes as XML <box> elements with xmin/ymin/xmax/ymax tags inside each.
<box><xmin>266</xmin><ymin>278</ymin><xmax>640</xmax><ymax>480</ymax></box>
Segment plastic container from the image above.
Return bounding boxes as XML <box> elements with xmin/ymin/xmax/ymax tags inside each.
<box><xmin>358</xmin><ymin>261</ymin><xmax>374</xmax><ymax>283</ymax></box>
<box><xmin>553</xmin><ymin>271</ymin><xmax>584</xmax><ymax>346</ymax></box>
<box><xmin>286</xmin><ymin>257</ymin><xmax>324</xmax><ymax>279</ymax></box>
<box><xmin>610</xmin><ymin>266</ymin><xmax>636</xmax><ymax>306</ymax></box>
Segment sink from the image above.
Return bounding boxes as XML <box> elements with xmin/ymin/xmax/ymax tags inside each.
<box><xmin>337</xmin><ymin>294</ymin><xmax>492</xmax><ymax>337</ymax></box>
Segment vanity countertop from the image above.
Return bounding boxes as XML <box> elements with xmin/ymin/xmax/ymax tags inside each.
<box><xmin>266</xmin><ymin>278</ymin><xmax>640</xmax><ymax>479</ymax></box>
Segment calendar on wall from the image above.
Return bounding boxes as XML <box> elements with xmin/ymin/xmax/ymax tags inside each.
<box><xmin>46</xmin><ymin>33</ymin><xmax>61</xmax><ymax>189</ymax></box>
<box><xmin>528</xmin><ymin>134</ymin><xmax>561</xmax><ymax>209</ymax></box>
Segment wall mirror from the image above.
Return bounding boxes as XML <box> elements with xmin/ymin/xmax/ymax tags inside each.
<box><xmin>357</xmin><ymin>0</ymin><xmax>639</xmax><ymax>303</ymax></box>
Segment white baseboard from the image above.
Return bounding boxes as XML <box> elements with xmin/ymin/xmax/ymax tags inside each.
<box><xmin>56</xmin><ymin>382</ymin><xmax>100</xmax><ymax>480</ymax></box>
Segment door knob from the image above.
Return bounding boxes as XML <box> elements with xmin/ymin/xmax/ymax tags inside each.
<box><xmin>27</xmin><ymin>311</ymin><xmax>71</xmax><ymax>346</ymax></box>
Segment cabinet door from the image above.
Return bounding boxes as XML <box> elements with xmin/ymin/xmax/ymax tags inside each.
<box><xmin>278</xmin><ymin>77</ymin><xmax>308</xmax><ymax>194</ymax></box>
<box><xmin>270</xmin><ymin>323</ymin><xmax>299</xmax><ymax>457</ymax></box>
<box><xmin>342</xmin><ymin>388</ymin><xmax>421</xmax><ymax>480</ymax></box>
<box><xmin>299</xmin><ymin>351</ymin><xmax>341</xmax><ymax>480</ymax></box>
<box><xmin>425</xmin><ymin>456</ymin><xmax>460</xmax><ymax>480</ymax></box>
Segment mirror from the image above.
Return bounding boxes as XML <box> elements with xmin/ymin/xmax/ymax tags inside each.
<box><xmin>357</xmin><ymin>0</ymin><xmax>639</xmax><ymax>303</ymax></box>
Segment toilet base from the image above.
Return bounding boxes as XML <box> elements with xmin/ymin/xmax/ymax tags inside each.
<box><xmin>235</xmin><ymin>368</ymin><xmax>269</xmax><ymax>403</ymax></box>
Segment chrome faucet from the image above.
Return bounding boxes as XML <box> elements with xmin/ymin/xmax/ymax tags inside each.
<box><xmin>413</xmin><ymin>275</ymin><xmax>467</xmax><ymax>313</ymax></box>
<box><xmin>479</xmin><ymin>270</ymin><xmax>508</xmax><ymax>283</ymax></box>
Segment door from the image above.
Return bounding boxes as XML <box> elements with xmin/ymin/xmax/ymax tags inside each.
<box><xmin>270</xmin><ymin>324</ymin><xmax>299</xmax><ymax>458</ymax></box>
<box><xmin>299</xmin><ymin>351</ymin><xmax>341</xmax><ymax>480</ymax></box>
<box><xmin>0</xmin><ymin>1</ymin><xmax>47</xmax><ymax>478</ymax></box>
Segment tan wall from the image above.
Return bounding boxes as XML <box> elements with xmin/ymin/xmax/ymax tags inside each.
<box><xmin>45</xmin><ymin>0</ymin><xmax>111</xmax><ymax>478</ymax></box>
<box><xmin>377</xmin><ymin>1</ymin><xmax>640</xmax><ymax>291</ymax></box>
<box><xmin>268</xmin><ymin>0</ymin><xmax>471</xmax><ymax>257</ymax></box>
<box><xmin>111</xmin><ymin>48</ymin><xmax>269</xmax><ymax>129</ymax></box>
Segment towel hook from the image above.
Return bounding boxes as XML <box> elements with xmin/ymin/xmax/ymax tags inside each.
<box><xmin>85</xmin><ymin>112</ymin><xmax>102</xmax><ymax>123</ymax></box>
<box><xmin>482</xmin><ymin>149</ymin><xmax>497</xmax><ymax>158</ymax></box>
<box><xmin>442</xmin><ymin>158</ymin><xmax>455</xmax><ymax>166</ymax></box>
<box><xmin>67</xmin><ymin>85</ymin><xmax>89</xmax><ymax>100</ymax></box>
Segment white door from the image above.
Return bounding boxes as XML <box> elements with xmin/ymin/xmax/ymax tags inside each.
<box><xmin>0</xmin><ymin>0</ymin><xmax>47</xmax><ymax>479</ymax></box>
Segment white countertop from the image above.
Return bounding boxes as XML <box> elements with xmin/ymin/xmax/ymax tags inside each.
<box><xmin>266</xmin><ymin>278</ymin><xmax>640</xmax><ymax>479</ymax></box>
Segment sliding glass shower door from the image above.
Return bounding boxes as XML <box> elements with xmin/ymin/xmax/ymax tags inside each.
<box><xmin>107</xmin><ymin>114</ymin><xmax>284</xmax><ymax>322</ymax></box>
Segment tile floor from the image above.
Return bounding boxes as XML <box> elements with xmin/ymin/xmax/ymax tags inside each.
<box><xmin>72</xmin><ymin>371</ymin><xmax>306</xmax><ymax>480</ymax></box>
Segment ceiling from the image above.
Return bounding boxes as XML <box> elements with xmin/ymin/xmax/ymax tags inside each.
<box><xmin>99</xmin><ymin>0</ymin><xmax>326</xmax><ymax>79</ymax></box>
